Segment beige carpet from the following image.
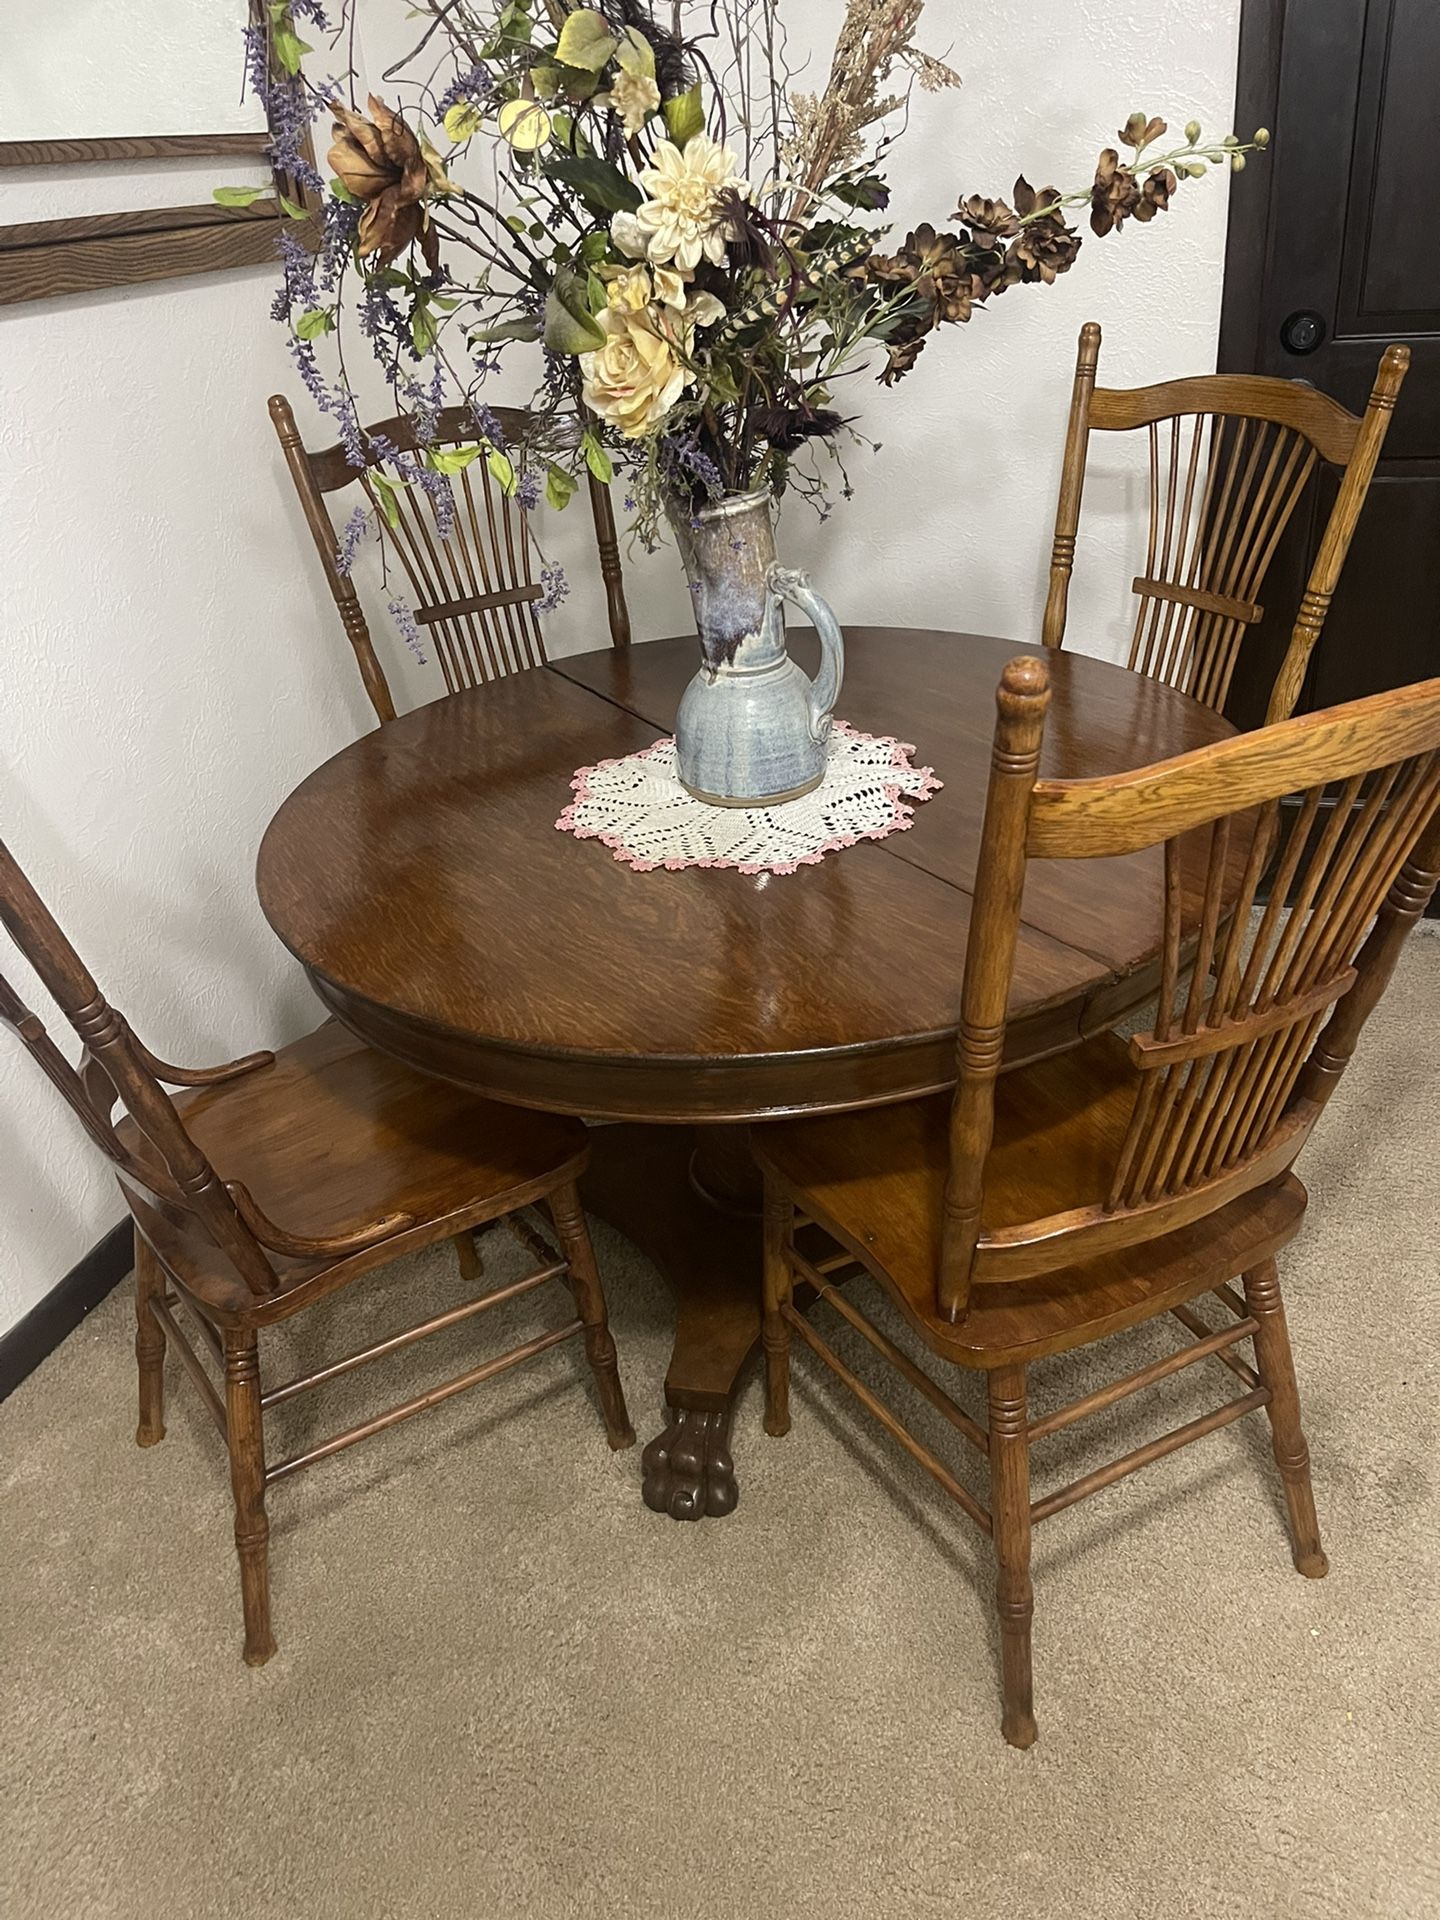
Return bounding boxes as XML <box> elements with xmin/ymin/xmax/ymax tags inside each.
<box><xmin>3</xmin><ymin>935</ymin><xmax>1438</xmax><ymax>1920</ymax></box>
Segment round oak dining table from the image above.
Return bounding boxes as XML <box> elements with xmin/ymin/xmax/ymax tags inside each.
<box><xmin>256</xmin><ymin>627</ymin><xmax>1235</xmax><ymax>1521</ymax></box>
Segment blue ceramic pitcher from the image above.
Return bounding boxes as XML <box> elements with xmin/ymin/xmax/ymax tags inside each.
<box><xmin>669</xmin><ymin>489</ymin><xmax>845</xmax><ymax>807</ymax></box>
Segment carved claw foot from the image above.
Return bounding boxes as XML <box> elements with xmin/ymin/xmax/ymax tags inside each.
<box><xmin>641</xmin><ymin>1406</ymin><xmax>739</xmax><ymax>1521</ymax></box>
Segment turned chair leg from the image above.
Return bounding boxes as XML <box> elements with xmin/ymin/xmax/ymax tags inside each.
<box><xmin>988</xmin><ymin>1364</ymin><xmax>1038</xmax><ymax>1750</ymax></box>
<box><xmin>223</xmin><ymin>1329</ymin><xmax>277</xmax><ymax>1666</ymax></box>
<box><xmin>549</xmin><ymin>1184</ymin><xmax>635</xmax><ymax>1450</ymax></box>
<box><xmin>452</xmin><ymin>1231</ymin><xmax>483</xmax><ymax>1283</ymax></box>
<box><xmin>1244</xmin><ymin>1259</ymin><xmax>1328</xmax><ymax>1579</ymax></box>
<box><xmin>761</xmin><ymin>1183</ymin><xmax>793</xmax><ymax>1438</ymax></box>
<box><xmin>133</xmin><ymin>1233</ymin><xmax>167</xmax><ymax>1448</ymax></box>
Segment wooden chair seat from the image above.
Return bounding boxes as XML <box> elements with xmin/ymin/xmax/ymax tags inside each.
<box><xmin>118</xmin><ymin>1020</ymin><xmax>588</xmax><ymax>1321</ymax></box>
<box><xmin>759</xmin><ymin>1038</ymin><xmax>1307</xmax><ymax>1367</ymax></box>
<box><xmin>764</xmin><ymin>1034</ymin><xmax>1138</xmax><ymax>1259</ymax></box>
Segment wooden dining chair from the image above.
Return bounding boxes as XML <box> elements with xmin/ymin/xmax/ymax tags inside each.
<box><xmin>269</xmin><ymin>396</ymin><xmax>632</xmax><ymax>724</ymax></box>
<box><xmin>756</xmin><ymin>655</ymin><xmax>1440</xmax><ymax>1747</ymax></box>
<box><xmin>0</xmin><ymin>839</ymin><xmax>634</xmax><ymax>1666</ymax></box>
<box><xmin>1042</xmin><ymin>324</ymin><xmax>1409</xmax><ymax>722</ymax></box>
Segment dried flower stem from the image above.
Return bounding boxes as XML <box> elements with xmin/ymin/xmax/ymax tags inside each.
<box><xmin>790</xmin><ymin>0</ymin><xmax>960</xmax><ymax>214</ymax></box>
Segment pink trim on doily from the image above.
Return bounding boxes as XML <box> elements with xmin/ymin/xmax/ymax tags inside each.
<box><xmin>555</xmin><ymin>721</ymin><xmax>943</xmax><ymax>877</ymax></box>
<box><xmin>554</xmin><ymin>733</ymin><xmax>675</xmax><ymax>848</ymax></box>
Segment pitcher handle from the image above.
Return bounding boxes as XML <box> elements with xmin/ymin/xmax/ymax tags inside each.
<box><xmin>768</xmin><ymin>565</ymin><xmax>845</xmax><ymax>745</ymax></box>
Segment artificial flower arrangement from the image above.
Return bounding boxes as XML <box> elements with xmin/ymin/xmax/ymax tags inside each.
<box><xmin>235</xmin><ymin>0</ymin><xmax>1266</xmax><ymax>593</ymax></box>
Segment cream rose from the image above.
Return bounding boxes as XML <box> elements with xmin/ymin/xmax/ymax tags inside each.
<box><xmin>580</xmin><ymin>304</ymin><xmax>688</xmax><ymax>439</ymax></box>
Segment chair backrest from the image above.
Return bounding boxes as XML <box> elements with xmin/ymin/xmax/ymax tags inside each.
<box><xmin>1042</xmin><ymin>324</ymin><xmax>1409</xmax><ymax>722</ymax></box>
<box><xmin>270</xmin><ymin>397</ymin><xmax>632</xmax><ymax>725</ymax></box>
<box><xmin>0</xmin><ymin>841</ymin><xmax>280</xmax><ymax>1297</ymax></box>
<box><xmin>938</xmin><ymin>656</ymin><xmax>1440</xmax><ymax>1321</ymax></box>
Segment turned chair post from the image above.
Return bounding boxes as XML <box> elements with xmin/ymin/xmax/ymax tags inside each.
<box><xmin>1299</xmin><ymin>809</ymin><xmax>1440</xmax><ymax>1109</ymax></box>
<box><xmin>587</xmin><ymin>467</ymin><xmax>632</xmax><ymax>650</ymax></box>
<box><xmin>761</xmin><ymin>1182</ymin><xmax>794</xmax><ymax>1437</ymax></box>
<box><xmin>133</xmin><ymin>1234</ymin><xmax>167</xmax><ymax>1448</ymax></box>
<box><xmin>1042</xmin><ymin>319</ymin><xmax>1101</xmax><ymax>652</ymax></box>
<box><xmin>1242</xmin><ymin>1259</ymin><xmax>1327</xmax><ymax>1578</ymax></box>
<box><xmin>938</xmin><ymin>657</ymin><xmax>1051</xmax><ymax>1322</ymax></box>
<box><xmin>1265</xmin><ymin>344</ymin><xmax>1410</xmax><ymax>724</ymax></box>
<box><xmin>548</xmin><ymin>1182</ymin><xmax>635</xmax><ymax>1450</ymax></box>
<box><xmin>224</xmin><ymin>1327</ymin><xmax>277</xmax><ymax>1667</ymax></box>
<box><xmin>268</xmin><ymin>393</ymin><xmax>398</xmax><ymax>726</ymax></box>
<box><xmin>987</xmin><ymin>1364</ymin><xmax>1037</xmax><ymax>1750</ymax></box>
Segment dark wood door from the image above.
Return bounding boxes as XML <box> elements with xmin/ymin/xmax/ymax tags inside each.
<box><xmin>1221</xmin><ymin>0</ymin><xmax>1440</xmax><ymax>727</ymax></box>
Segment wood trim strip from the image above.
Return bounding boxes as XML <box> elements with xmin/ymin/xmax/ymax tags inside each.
<box><xmin>0</xmin><ymin>201</ymin><xmax>278</xmax><ymax>252</ymax></box>
<box><xmin>1131</xmin><ymin>575</ymin><xmax>1263</xmax><ymax>627</ymax></box>
<box><xmin>0</xmin><ymin>134</ymin><xmax>272</xmax><ymax>166</ymax></box>
<box><xmin>1217</xmin><ymin>0</ymin><xmax>1286</xmax><ymax>377</ymax></box>
<box><xmin>0</xmin><ymin>217</ymin><xmax>281</xmax><ymax>307</ymax></box>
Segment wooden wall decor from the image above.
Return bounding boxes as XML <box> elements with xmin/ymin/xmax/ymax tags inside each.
<box><xmin>0</xmin><ymin>134</ymin><xmax>286</xmax><ymax>306</ymax></box>
<box><xmin>0</xmin><ymin>5</ymin><xmax>310</xmax><ymax>307</ymax></box>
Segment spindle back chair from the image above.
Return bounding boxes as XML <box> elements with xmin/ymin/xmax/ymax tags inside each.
<box><xmin>757</xmin><ymin>657</ymin><xmax>1440</xmax><ymax>1747</ymax></box>
<box><xmin>0</xmin><ymin>838</ymin><xmax>633</xmax><ymax>1666</ymax></box>
<box><xmin>1042</xmin><ymin>324</ymin><xmax>1409</xmax><ymax>722</ymax></box>
<box><xmin>942</xmin><ymin>659</ymin><xmax>1440</xmax><ymax>1317</ymax></box>
<box><xmin>270</xmin><ymin>396</ymin><xmax>632</xmax><ymax>724</ymax></box>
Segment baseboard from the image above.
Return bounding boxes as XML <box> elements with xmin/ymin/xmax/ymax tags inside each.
<box><xmin>0</xmin><ymin>1219</ymin><xmax>132</xmax><ymax>1404</ymax></box>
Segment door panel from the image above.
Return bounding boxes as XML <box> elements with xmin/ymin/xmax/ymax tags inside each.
<box><xmin>1221</xmin><ymin>0</ymin><xmax>1440</xmax><ymax>728</ymax></box>
<box><xmin>1338</xmin><ymin>0</ymin><xmax>1440</xmax><ymax>343</ymax></box>
<box><xmin>1306</xmin><ymin>469</ymin><xmax>1440</xmax><ymax>709</ymax></box>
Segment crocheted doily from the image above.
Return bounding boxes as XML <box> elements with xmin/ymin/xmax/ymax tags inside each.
<box><xmin>556</xmin><ymin>721</ymin><xmax>942</xmax><ymax>876</ymax></box>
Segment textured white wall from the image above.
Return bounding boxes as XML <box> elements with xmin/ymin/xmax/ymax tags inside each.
<box><xmin>0</xmin><ymin>261</ymin><xmax>375</xmax><ymax>1333</ymax></box>
<box><xmin>0</xmin><ymin>0</ymin><xmax>264</xmax><ymax>143</ymax></box>
<box><xmin>0</xmin><ymin>1</ymin><xmax>1239</xmax><ymax>1336</ymax></box>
